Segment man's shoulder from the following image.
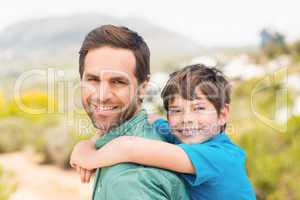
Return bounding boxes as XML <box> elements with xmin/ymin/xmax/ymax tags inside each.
<box><xmin>128</xmin><ymin>120</ymin><xmax>168</xmax><ymax>141</ymax></box>
<box><xmin>103</xmin><ymin>162</ymin><xmax>182</xmax><ymax>182</ymax></box>
<box><xmin>99</xmin><ymin>163</ymin><xmax>189</xmax><ymax>200</ymax></box>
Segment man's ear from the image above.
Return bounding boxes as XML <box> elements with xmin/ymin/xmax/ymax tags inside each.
<box><xmin>137</xmin><ymin>81</ymin><xmax>149</xmax><ymax>102</ymax></box>
<box><xmin>218</xmin><ymin>104</ymin><xmax>230</xmax><ymax>126</ymax></box>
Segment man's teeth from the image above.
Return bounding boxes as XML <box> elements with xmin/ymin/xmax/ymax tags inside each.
<box><xmin>96</xmin><ymin>106</ymin><xmax>116</xmax><ymax>111</ymax></box>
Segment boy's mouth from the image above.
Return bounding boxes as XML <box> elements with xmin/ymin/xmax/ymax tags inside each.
<box><xmin>177</xmin><ymin>129</ymin><xmax>201</xmax><ymax>136</ymax></box>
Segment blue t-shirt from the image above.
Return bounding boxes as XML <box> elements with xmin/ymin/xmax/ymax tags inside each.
<box><xmin>153</xmin><ymin>119</ymin><xmax>256</xmax><ymax>200</ymax></box>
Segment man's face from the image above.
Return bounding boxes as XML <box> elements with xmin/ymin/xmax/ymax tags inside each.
<box><xmin>81</xmin><ymin>46</ymin><xmax>142</xmax><ymax>132</ymax></box>
<box><xmin>167</xmin><ymin>89</ymin><xmax>228</xmax><ymax>144</ymax></box>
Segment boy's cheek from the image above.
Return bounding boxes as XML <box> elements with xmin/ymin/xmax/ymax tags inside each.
<box><xmin>167</xmin><ymin>117</ymin><xmax>179</xmax><ymax>127</ymax></box>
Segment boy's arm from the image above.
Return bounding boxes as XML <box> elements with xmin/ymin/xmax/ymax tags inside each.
<box><xmin>69</xmin><ymin>132</ymin><xmax>101</xmax><ymax>170</ymax></box>
<box><xmin>92</xmin><ymin>136</ymin><xmax>195</xmax><ymax>174</ymax></box>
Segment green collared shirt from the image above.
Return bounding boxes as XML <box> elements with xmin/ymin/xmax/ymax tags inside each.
<box><xmin>92</xmin><ymin>110</ymin><xmax>189</xmax><ymax>200</ymax></box>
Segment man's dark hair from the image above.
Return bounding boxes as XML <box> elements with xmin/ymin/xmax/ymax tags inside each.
<box><xmin>79</xmin><ymin>25</ymin><xmax>150</xmax><ymax>84</ymax></box>
<box><xmin>161</xmin><ymin>64</ymin><xmax>231</xmax><ymax>115</ymax></box>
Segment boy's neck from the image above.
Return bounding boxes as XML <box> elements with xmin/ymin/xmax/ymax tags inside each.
<box><xmin>183</xmin><ymin>130</ymin><xmax>225</xmax><ymax>145</ymax></box>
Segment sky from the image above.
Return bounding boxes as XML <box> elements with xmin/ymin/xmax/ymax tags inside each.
<box><xmin>0</xmin><ymin>0</ymin><xmax>299</xmax><ymax>47</ymax></box>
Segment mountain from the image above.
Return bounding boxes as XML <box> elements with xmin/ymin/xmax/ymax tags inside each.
<box><xmin>0</xmin><ymin>13</ymin><xmax>202</xmax><ymax>76</ymax></box>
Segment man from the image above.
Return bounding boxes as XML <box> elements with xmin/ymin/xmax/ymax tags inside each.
<box><xmin>70</xmin><ymin>25</ymin><xmax>189</xmax><ymax>200</ymax></box>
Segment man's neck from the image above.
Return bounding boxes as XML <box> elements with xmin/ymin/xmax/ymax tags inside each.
<box><xmin>96</xmin><ymin>107</ymin><xmax>142</xmax><ymax>137</ymax></box>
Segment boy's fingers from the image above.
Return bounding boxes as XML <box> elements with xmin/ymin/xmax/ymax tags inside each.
<box><xmin>85</xmin><ymin>170</ymin><xmax>92</xmax><ymax>183</ymax></box>
<box><xmin>70</xmin><ymin>162</ymin><xmax>76</xmax><ymax>168</ymax></box>
<box><xmin>76</xmin><ymin>165</ymin><xmax>81</xmax><ymax>174</ymax></box>
<box><xmin>84</xmin><ymin>169</ymin><xmax>88</xmax><ymax>184</ymax></box>
<box><xmin>81</xmin><ymin>168</ymin><xmax>92</xmax><ymax>184</ymax></box>
<box><xmin>80</xmin><ymin>168</ymin><xmax>86</xmax><ymax>183</ymax></box>
<box><xmin>77</xmin><ymin>167</ymin><xmax>95</xmax><ymax>183</ymax></box>
<box><xmin>86</xmin><ymin>170</ymin><xmax>95</xmax><ymax>183</ymax></box>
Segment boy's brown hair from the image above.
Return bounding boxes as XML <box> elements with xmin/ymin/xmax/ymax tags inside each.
<box><xmin>161</xmin><ymin>64</ymin><xmax>231</xmax><ymax>115</ymax></box>
<box><xmin>79</xmin><ymin>24</ymin><xmax>150</xmax><ymax>84</ymax></box>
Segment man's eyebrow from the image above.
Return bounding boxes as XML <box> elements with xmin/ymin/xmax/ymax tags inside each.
<box><xmin>110</xmin><ymin>76</ymin><xmax>130</xmax><ymax>82</ymax></box>
<box><xmin>84</xmin><ymin>73</ymin><xmax>99</xmax><ymax>78</ymax></box>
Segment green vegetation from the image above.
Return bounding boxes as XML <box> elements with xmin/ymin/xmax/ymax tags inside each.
<box><xmin>0</xmin><ymin>90</ymin><xmax>94</xmax><ymax>168</ymax></box>
<box><xmin>0</xmin><ymin>49</ymin><xmax>299</xmax><ymax>199</ymax></box>
<box><xmin>229</xmin><ymin>75</ymin><xmax>299</xmax><ymax>200</ymax></box>
<box><xmin>291</xmin><ymin>40</ymin><xmax>300</xmax><ymax>63</ymax></box>
<box><xmin>0</xmin><ymin>165</ymin><xmax>16</xmax><ymax>200</ymax></box>
<box><xmin>236</xmin><ymin>116</ymin><xmax>300</xmax><ymax>200</ymax></box>
<box><xmin>259</xmin><ymin>28</ymin><xmax>300</xmax><ymax>64</ymax></box>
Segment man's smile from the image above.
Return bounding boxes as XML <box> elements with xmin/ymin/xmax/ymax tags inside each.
<box><xmin>91</xmin><ymin>104</ymin><xmax>120</xmax><ymax>115</ymax></box>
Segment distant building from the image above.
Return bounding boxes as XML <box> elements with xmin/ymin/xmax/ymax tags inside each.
<box><xmin>222</xmin><ymin>54</ymin><xmax>265</xmax><ymax>80</ymax></box>
<box><xmin>259</xmin><ymin>28</ymin><xmax>286</xmax><ymax>49</ymax></box>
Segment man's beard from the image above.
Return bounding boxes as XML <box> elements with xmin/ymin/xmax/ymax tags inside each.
<box><xmin>87</xmin><ymin>98</ymin><xmax>140</xmax><ymax>133</ymax></box>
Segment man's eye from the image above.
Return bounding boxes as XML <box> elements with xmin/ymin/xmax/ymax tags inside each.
<box><xmin>112</xmin><ymin>80</ymin><xmax>127</xmax><ymax>85</ymax></box>
<box><xmin>194</xmin><ymin>107</ymin><xmax>205</xmax><ymax>111</ymax></box>
<box><xmin>87</xmin><ymin>78</ymin><xmax>98</xmax><ymax>82</ymax></box>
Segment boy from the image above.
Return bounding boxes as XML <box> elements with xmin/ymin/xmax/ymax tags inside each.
<box><xmin>70</xmin><ymin>64</ymin><xmax>256</xmax><ymax>200</ymax></box>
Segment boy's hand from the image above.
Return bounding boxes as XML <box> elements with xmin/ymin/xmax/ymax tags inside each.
<box><xmin>147</xmin><ymin>114</ymin><xmax>161</xmax><ymax>124</ymax></box>
<box><xmin>70</xmin><ymin>140</ymin><xmax>98</xmax><ymax>170</ymax></box>
<box><xmin>72</xmin><ymin>164</ymin><xmax>96</xmax><ymax>183</ymax></box>
<box><xmin>79</xmin><ymin>166</ymin><xmax>95</xmax><ymax>183</ymax></box>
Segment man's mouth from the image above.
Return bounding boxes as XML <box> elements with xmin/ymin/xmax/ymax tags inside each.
<box><xmin>92</xmin><ymin>105</ymin><xmax>120</xmax><ymax>114</ymax></box>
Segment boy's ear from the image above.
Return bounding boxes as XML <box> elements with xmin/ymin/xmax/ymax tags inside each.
<box><xmin>218</xmin><ymin>104</ymin><xmax>230</xmax><ymax>126</ymax></box>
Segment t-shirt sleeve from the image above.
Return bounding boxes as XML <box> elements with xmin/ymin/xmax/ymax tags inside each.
<box><xmin>178</xmin><ymin>143</ymin><xmax>224</xmax><ymax>186</ymax></box>
<box><xmin>152</xmin><ymin>119</ymin><xmax>177</xmax><ymax>144</ymax></box>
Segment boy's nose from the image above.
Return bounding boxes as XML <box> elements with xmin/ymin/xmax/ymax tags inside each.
<box><xmin>181</xmin><ymin>111</ymin><xmax>194</xmax><ymax>123</ymax></box>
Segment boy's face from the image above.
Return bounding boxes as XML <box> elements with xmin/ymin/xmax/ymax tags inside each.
<box><xmin>167</xmin><ymin>88</ymin><xmax>229</xmax><ymax>144</ymax></box>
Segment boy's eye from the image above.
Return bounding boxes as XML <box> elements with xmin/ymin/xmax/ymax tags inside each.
<box><xmin>168</xmin><ymin>109</ymin><xmax>182</xmax><ymax>114</ymax></box>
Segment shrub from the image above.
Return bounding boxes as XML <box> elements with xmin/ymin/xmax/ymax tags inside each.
<box><xmin>0</xmin><ymin>118</ymin><xmax>28</xmax><ymax>153</ymax></box>
<box><xmin>0</xmin><ymin>165</ymin><xmax>17</xmax><ymax>200</ymax></box>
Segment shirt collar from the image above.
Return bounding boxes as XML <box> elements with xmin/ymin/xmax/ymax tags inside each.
<box><xmin>95</xmin><ymin>109</ymin><xmax>147</xmax><ymax>149</ymax></box>
<box><xmin>204</xmin><ymin>131</ymin><xmax>231</xmax><ymax>144</ymax></box>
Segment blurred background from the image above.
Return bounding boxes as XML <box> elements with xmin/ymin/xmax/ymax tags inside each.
<box><xmin>0</xmin><ymin>0</ymin><xmax>300</xmax><ymax>199</ymax></box>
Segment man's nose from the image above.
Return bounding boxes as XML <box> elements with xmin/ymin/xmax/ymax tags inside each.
<box><xmin>95</xmin><ymin>81</ymin><xmax>113</xmax><ymax>103</ymax></box>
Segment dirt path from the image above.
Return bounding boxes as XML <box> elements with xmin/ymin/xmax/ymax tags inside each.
<box><xmin>0</xmin><ymin>152</ymin><xmax>93</xmax><ymax>200</ymax></box>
